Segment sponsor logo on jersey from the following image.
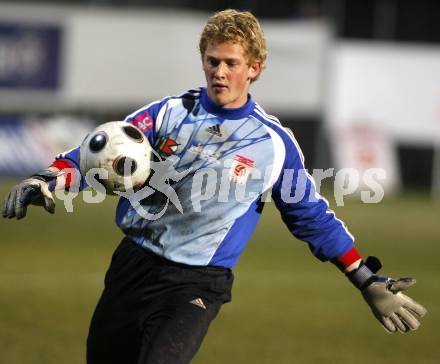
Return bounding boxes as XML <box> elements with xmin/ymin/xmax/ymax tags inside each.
<box><xmin>188</xmin><ymin>144</ymin><xmax>220</xmax><ymax>164</ymax></box>
<box><xmin>229</xmin><ymin>155</ymin><xmax>254</xmax><ymax>185</ymax></box>
<box><xmin>158</xmin><ymin>137</ymin><xmax>179</xmax><ymax>156</ymax></box>
<box><xmin>206</xmin><ymin>124</ymin><xmax>223</xmax><ymax>137</ymax></box>
<box><xmin>132</xmin><ymin>111</ymin><xmax>153</xmax><ymax>133</ymax></box>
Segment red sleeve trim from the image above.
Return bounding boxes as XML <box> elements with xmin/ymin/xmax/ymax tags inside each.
<box><xmin>50</xmin><ymin>159</ymin><xmax>76</xmax><ymax>189</ymax></box>
<box><xmin>333</xmin><ymin>247</ymin><xmax>362</xmax><ymax>271</ymax></box>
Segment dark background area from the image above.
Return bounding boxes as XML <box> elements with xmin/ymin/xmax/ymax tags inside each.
<box><xmin>16</xmin><ymin>0</ymin><xmax>440</xmax><ymax>44</ymax></box>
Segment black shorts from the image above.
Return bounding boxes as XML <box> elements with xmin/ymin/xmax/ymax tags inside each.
<box><xmin>87</xmin><ymin>237</ymin><xmax>234</xmax><ymax>364</ymax></box>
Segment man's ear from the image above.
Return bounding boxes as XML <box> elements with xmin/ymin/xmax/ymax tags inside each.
<box><xmin>248</xmin><ymin>61</ymin><xmax>262</xmax><ymax>81</ymax></box>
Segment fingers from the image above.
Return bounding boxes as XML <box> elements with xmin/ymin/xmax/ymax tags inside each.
<box><xmin>3</xmin><ymin>184</ymin><xmax>34</xmax><ymax>219</ymax></box>
<box><xmin>16</xmin><ymin>184</ymin><xmax>40</xmax><ymax>219</ymax></box>
<box><xmin>397</xmin><ymin>307</ymin><xmax>420</xmax><ymax>331</ymax></box>
<box><xmin>380</xmin><ymin>311</ymin><xmax>419</xmax><ymax>334</ymax></box>
<box><xmin>389</xmin><ymin>313</ymin><xmax>407</xmax><ymax>333</ymax></box>
<box><xmin>380</xmin><ymin>316</ymin><xmax>396</xmax><ymax>333</ymax></box>
<box><xmin>3</xmin><ymin>188</ymin><xmax>18</xmax><ymax>219</ymax></box>
<box><xmin>15</xmin><ymin>185</ymin><xmax>28</xmax><ymax>220</ymax></box>
<box><xmin>2</xmin><ymin>192</ymin><xmax>11</xmax><ymax>217</ymax></box>
<box><xmin>403</xmin><ymin>296</ymin><xmax>428</xmax><ymax>318</ymax></box>
<box><xmin>388</xmin><ymin>277</ymin><xmax>416</xmax><ymax>293</ymax></box>
<box><xmin>43</xmin><ymin>196</ymin><xmax>56</xmax><ymax>214</ymax></box>
<box><xmin>382</xmin><ymin>307</ymin><xmax>423</xmax><ymax>334</ymax></box>
<box><xmin>377</xmin><ymin>296</ymin><xmax>426</xmax><ymax>333</ymax></box>
<box><xmin>40</xmin><ymin>183</ymin><xmax>55</xmax><ymax>214</ymax></box>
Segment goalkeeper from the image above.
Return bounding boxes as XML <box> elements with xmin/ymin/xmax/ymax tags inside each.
<box><xmin>2</xmin><ymin>9</ymin><xmax>427</xmax><ymax>364</ymax></box>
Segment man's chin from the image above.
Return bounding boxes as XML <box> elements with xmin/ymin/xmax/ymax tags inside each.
<box><xmin>211</xmin><ymin>96</ymin><xmax>228</xmax><ymax>107</ymax></box>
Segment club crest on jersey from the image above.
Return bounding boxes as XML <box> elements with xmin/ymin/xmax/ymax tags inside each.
<box><xmin>132</xmin><ymin>111</ymin><xmax>153</xmax><ymax>133</ymax></box>
<box><xmin>158</xmin><ymin>138</ymin><xmax>179</xmax><ymax>156</ymax></box>
<box><xmin>206</xmin><ymin>124</ymin><xmax>223</xmax><ymax>137</ymax></box>
<box><xmin>229</xmin><ymin>155</ymin><xmax>254</xmax><ymax>185</ymax></box>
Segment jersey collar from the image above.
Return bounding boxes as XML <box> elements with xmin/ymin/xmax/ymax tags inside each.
<box><xmin>200</xmin><ymin>87</ymin><xmax>255</xmax><ymax>120</ymax></box>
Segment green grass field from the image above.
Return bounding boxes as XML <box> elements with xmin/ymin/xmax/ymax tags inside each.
<box><xmin>0</xmin><ymin>181</ymin><xmax>439</xmax><ymax>364</ymax></box>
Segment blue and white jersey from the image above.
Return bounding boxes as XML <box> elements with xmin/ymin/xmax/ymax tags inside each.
<box><xmin>57</xmin><ymin>87</ymin><xmax>354</xmax><ymax>268</ymax></box>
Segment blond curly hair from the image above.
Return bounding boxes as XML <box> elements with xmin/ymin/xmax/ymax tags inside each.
<box><xmin>199</xmin><ymin>9</ymin><xmax>267</xmax><ymax>80</ymax></box>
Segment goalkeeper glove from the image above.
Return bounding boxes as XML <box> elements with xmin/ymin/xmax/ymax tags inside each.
<box><xmin>346</xmin><ymin>256</ymin><xmax>427</xmax><ymax>333</ymax></box>
<box><xmin>2</xmin><ymin>169</ymin><xmax>62</xmax><ymax>220</ymax></box>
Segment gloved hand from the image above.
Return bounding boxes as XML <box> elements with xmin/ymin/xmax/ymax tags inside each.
<box><xmin>347</xmin><ymin>257</ymin><xmax>427</xmax><ymax>333</ymax></box>
<box><xmin>2</xmin><ymin>170</ymin><xmax>61</xmax><ymax>219</ymax></box>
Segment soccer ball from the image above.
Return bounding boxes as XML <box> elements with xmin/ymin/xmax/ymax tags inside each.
<box><xmin>80</xmin><ymin>121</ymin><xmax>152</xmax><ymax>194</ymax></box>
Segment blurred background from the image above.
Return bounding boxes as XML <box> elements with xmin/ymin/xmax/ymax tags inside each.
<box><xmin>0</xmin><ymin>1</ymin><xmax>439</xmax><ymax>363</ymax></box>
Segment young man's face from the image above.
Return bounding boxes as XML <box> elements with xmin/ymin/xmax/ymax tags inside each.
<box><xmin>202</xmin><ymin>41</ymin><xmax>261</xmax><ymax>108</ymax></box>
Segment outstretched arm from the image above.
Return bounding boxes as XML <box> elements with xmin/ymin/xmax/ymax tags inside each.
<box><xmin>271</xmin><ymin>129</ymin><xmax>427</xmax><ymax>333</ymax></box>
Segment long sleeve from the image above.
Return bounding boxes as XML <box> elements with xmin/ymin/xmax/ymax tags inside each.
<box><xmin>271</xmin><ymin>130</ymin><xmax>355</xmax><ymax>262</ymax></box>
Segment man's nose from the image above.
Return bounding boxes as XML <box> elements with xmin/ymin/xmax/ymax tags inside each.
<box><xmin>213</xmin><ymin>62</ymin><xmax>227</xmax><ymax>78</ymax></box>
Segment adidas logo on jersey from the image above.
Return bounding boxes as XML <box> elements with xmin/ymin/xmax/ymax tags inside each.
<box><xmin>206</xmin><ymin>124</ymin><xmax>223</xmax><ymax>137</ymax></box>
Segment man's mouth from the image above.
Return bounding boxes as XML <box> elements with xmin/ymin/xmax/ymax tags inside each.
<box><xmin>212</xmin><ymin>84</ymin><xmax>227</xmax><ymax>92</ymax></box>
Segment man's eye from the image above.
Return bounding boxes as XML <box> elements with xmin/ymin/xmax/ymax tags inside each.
<box><xmin>209</xmin><ymin>59</ymin><xmax>219</xmax><ymax>67</ymax></box>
